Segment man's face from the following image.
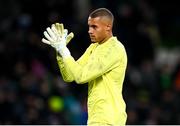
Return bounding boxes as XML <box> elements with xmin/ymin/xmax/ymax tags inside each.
<box><xmin>88</xmin><ymin>17</ymin><xmax>108</xmax><ymax>43</ymax></box>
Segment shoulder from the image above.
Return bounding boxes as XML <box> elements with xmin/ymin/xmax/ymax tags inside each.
<box><xmin>84</xmin><ymin>43</ymin><xmax>98</xmax><ymax>54</ymax></box>
<box><xmin>110</xmin><ymin>37</ymin><xmax>127</xmax><ymax>62</ymax></box>
<box><xmin>109</xmin><ymin>37</ymin><xmax>127</xmax><ymax>54</ymax></box>
<box><xmin>112</xmin><ymin>37</ymin><xmax>125</xmax><ymax>48</ymax></box>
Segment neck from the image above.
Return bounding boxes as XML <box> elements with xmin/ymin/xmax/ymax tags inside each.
<box><xmin>99</xmin><ymin>33</ymin><xmax>113</xmax><ymax>44</ymax></box>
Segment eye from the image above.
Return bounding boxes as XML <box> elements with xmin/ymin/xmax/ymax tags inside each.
<box><xmin>91</xmin><ymin>25</ymin><xmax>97</xmax><ymax>29</ymax></box>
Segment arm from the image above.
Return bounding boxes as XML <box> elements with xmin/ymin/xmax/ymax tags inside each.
<box><xmin>56</xmin><ymin>53</ymin><xmax>74</xmax><ymax>82</ymax></box>
<box><xmin>56</xmin><ymin>43</ymin><xmax>95</xmax><ymax>82</ymax></box>
<box><xmin>63</xmin><ymin>46</ymin><xmax>120</xmax><ymax>84</ymax></box>
<box><xmin>42</xmin><ymin>23</ymin><xmax>75</xmax><ymax>82</ymax></box>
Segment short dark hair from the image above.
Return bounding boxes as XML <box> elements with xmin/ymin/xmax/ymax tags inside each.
<box><xmin>89</xmin><ymin>8</ymin><xmax>114</xmax><ymax>22</ymax></box>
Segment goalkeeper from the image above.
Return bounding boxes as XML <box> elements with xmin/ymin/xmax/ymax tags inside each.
<box><xmin>42</xmin><ymin>8</ymin><xmax>127</xmax><ymax>125</ymax></box>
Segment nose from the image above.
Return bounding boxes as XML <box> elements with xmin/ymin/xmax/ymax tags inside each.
<box><xmin>88</xmin><ymin>28</ymin><xmax>93</xmax><ymax>34</ymax></box>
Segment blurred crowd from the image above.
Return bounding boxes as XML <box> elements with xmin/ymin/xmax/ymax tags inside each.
<box><xmin>0</xmin><ymin>0</ymin><xmax>180</xmax><ymax>125</ymax></box>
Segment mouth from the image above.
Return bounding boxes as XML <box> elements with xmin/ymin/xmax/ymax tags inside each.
<box><xmin>90</xmin><ymin>35</ymin><xmax>95</xmax><ymax>39</ymax></box>
<box><xmin>90</xmin><ymin>37</ymin><xmax>96</xmax><ymax>42</ymax></box>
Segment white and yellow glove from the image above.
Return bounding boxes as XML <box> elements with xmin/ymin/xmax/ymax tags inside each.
<box><xmin>42</xmin><ymin>23</ymin><xmax>74</xmax><ymax>58</ymax></box>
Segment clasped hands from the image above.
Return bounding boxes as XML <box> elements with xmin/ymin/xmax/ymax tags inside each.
<box><xmin>42</xmin><ymin>23</ymin><xmax>74</xmax><ymax>58</ymax></box>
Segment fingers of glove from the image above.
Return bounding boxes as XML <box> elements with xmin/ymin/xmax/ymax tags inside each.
<box><xmin>63</xmin><ymin>29</ymin><xmax>68</xmax><ymax>37</ymax></box>
<box><xmin>55</xmin><ymin>23</ymin><xmax>64</xmax><ymax>35</ymax></box>
<box><xmin>66</xmin><ymin>32</ymin><xmax>74</xmax><ymax>44</ymax></box>
<box><xmin>44</xmin><ymin>31</ymin><xmax>54</xmax><ymax>42</ymax></box>
<box><xmin>46</xmin><ymin>27</ymin><xmax>56</xmax><ymax>40</ymax></box>
<box><xmin>51</xmin><ymin>24</ymin><xmax>59</xmax><ymax>37</ymax></box>
<box><xmin>42</xmin><ymin>38</ymin><xmax>51</xmax><ymax>45</ymax></box>
<box><xmin>55</xmin><ymin>23</ymin><xmax>60</xmax><ymax>31</ymax></box>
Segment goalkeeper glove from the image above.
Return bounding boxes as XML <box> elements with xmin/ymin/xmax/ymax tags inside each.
<box><xmin>54</xmin><ymin>23</ymin><xmax>74</xmax><ymax>45</ymax></box>
<box><xmin>42</xmin><ymin>23</ymin><xmax>74</xmax><ymax>58</ymax></box>
<box><xmin>42</xmin><ymin>23</ymin><xmax>74</xmax><ymax>46</ymax></box>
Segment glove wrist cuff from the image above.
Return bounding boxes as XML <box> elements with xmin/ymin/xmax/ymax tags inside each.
<box><xmin>58</xmin><ymin>47</ymin><xmax>71</xmax><ymax>58</ymax></box>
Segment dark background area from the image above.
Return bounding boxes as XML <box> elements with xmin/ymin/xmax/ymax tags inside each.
<box><xmin>0</xmin><ymin>0</ymin><xmax>180</xmax><ymax>124</ymax></box>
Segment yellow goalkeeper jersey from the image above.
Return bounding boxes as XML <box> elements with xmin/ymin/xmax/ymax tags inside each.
<box><xmin>57</xmin><ymin>37</ymin><xmax>127</xmax><ymax>125</ymax></box>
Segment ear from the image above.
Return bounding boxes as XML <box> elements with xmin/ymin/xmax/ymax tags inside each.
<box><xmin>106</xmin><ymin>24</ymin><xmax>111</xmax><ymax>31</ymax></box>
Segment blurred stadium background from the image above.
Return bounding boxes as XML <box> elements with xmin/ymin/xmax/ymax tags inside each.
<box><xmin>0</xmin><ymin>0</ymin><xmax>180</xmax><ymax>124</ymax></box>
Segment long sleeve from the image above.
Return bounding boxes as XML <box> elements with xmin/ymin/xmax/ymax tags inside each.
<box><xmin>56</xmin><ymin>43</ymin><xmax>97</xmax><ymax>82</ymax></box>
<box><xmin>62</xmin><ymin>39</ymin><xmax>123</xmax><ymax>84</ymax></box>
<box><xmin>57</xmin><ymin>54</ymin><xmax>74</xmax><ymax>82</ymax></box>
